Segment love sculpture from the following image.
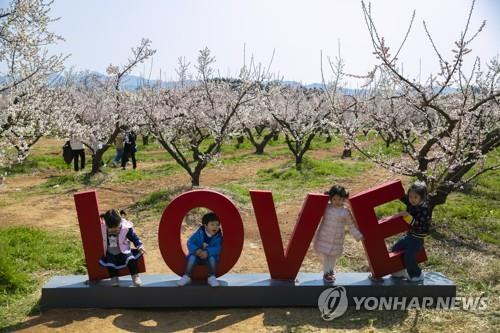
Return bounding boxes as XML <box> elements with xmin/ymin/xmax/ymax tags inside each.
<box><xmin>41</xmin><ymin>179</ymin><xmax>454</xmax><ymax>310</ymax></box>
<box><xmin>74</xmin><ymin>179</ymin><xmax>426</xmax><ymax>281</ymax></box>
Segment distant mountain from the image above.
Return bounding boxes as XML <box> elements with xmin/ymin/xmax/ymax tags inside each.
<box><xmin>55</xmin><ymin>73</ymin><xmax>338</xmax><ymax>91</ymax></box>
<box><xmin>0</xmin><ymin>72</ymin><xmax>458</xmax><ymax>95</ymax></box>
<box><xmin>50</xmin><ymin>72</ymin><xmax>171</xmax><ymax>90</ymax></box>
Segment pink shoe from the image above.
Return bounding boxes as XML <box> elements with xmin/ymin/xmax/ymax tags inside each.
<box><xmin>323</xmin><ymin>271</ymin><xmax>335</xmax><ymax>283</ymax></box>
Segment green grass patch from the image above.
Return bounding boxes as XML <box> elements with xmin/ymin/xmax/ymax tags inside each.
<box><xmin>433</xmin><ymin>193</ymin><xmax>500</xmax><ymax>246</ymax></box>
<box><xmin>0</xmin><ymin>154</ymin><xmax>71</xmax><ymax>175</ymax></box>
<box><xmin>435</xmin><ymin>149</ymin><xmax>499</xmax><ymax>246</ymax></box>
<box><xmin>258</xmin><ymin>157</ymin><xmax>371</xmax><ymax>182</ymax></box>
<box><xmin>0</xmin><ymin>227</ymin><xmax>85</xmax><ymax>328</ymax></box>
<box><xmin>135</xmin><ymin>141</ymin><xmax>161</xmax><ymax>152</ymax></box>
<box><xmin>353</xmin><ymin>139</ymin><xmax>405</xmax><ymax>159</ymax></box>
<box><xmin>35</xmin><ymin>161</ymin><xmax>182</xmax><ymax>190</ymax></box>
<box><xmin>133</xmin><ymin>144</ymin><xmax>172</xmax><ymax>162</ymax></box>
<box><xmin>216</xmin><ymin>157</ymin><xmax>371</xmax><ymax>205</ymax></box>
<box><xmin>374</xmin><ymin>200</ymin><xmax>406</xmax><ymax>219</ymax></box>
<box><xmin>220</xmin><ymin>147</ymin><xmax>290</xmax><ymax>166</ymax></box>
<box><xmin>468</xmin><ymin>147</ymin><xmax>500</xmax><ymax>201</ymax></box>
<box><xmin>310</xmin><ymin>134</ymin><xmax>343</xmax><ymax>150</ymax></box>
<box><xmin>220</xmin><ymin>137</ymin><xmax>254</xmax><ymax>154</ymax></box>
<box><xmin>40</xmin><ymin>172</ymin><xmax>109</xmax><ymax>190</ymax></box>
<box><xmin>130</xmin><ymin>185</ymin><xmax>191</xmax><ymax>215</ymax></box>
<box><xmin>216</xmin><ymin>183</ymin><xmax>253</xmax><ymax>205</ymax></box>
<box><xmin>356</xmin><ymin>129</ymin><xmax>379</xmax><ymax>141</ymax></box>
<box><xmin>111</xmin><ymin>162</ymin><xmax>180</xmax><ymax>184</ymax></box>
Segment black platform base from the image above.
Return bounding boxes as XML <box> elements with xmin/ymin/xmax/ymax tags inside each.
<box><xmin>41</xmin><ymin>272</ymin><xmax>456</xmax><ymax>309</ymax></box>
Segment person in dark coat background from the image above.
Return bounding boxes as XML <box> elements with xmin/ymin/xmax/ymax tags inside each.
<box><xmin>121</xmin><ymin>130</ymin><xmax>137</xmax><ymax>170</ymax></box>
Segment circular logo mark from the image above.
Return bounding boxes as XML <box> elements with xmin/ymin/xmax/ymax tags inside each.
<box><xmin>318</xmin><ymin>286</ymin><xmax>348</xmax><ymax>321</ymax></box>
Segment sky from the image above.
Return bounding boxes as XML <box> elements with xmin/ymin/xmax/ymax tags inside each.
<box><xmin>21</xmin><ymin>0</ymin><xmax>500</xmax><ymax>84</ymax></box>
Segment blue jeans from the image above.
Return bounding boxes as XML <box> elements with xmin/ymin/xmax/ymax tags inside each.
<box><xmin>113</xmin><ymin>148</ymin><xmax>124</xmax><ymax>164</ymax></box>
<box><xmin>392</xmin><ymin>234</ymin><xmax>424</xmax><ymax>278</ymax></box>
<box><xmin>185</xmin><ymin>254</ymin><xmax>217</xmax><ymax>277</ymax></box>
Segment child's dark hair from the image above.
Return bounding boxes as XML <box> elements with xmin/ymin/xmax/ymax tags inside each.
<box><xmin>408</xmin><ymin>181</ymin><xmax>428</xmax><ymax>201</ymax></box>
<box><xmin>100</xmin><ymin>209</ymin><xmax>122</xmax><ymax>228</ymax></box>
<box><xmin>324</xmin><ymin>185</ymin><xmax>349</xmax><ymax>199</ymax></box>
<box><xmin>202</xmin><ymin>212</ymin><xmax>220</xmax><ymax>225</ymax></box>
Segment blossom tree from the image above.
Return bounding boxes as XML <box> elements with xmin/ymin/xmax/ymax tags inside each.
<box><xmin>321</xmin><ymin>50</ymin><xmax>374</xmax><ymax>159</ymax></box>
<box><xmin>58</xmin><ymin>39</ymin><xmax>156</xmax><ymax>174</ymax></box>
<box><xmin>5</xmin><ymin>87</ymin><xmax>67</xmax><ymax>160</ymax></box>
<box><xmin>235</xmin><ymin>83</ymin><xmax>280</xmax><ymax>155</ymax></box>
<box><xmin>326</xmin><ymin>0</ymin><xmax>500</xmax><ymax>210</ymax></box>
<box><xmin>0</xmin><ymin>0</ymin><xmax>66</xmax><ymax>168</ymax></box>
<box><xmin>265</xmin><ymin>84</ymin><xmax>329</xmax><ymax>168</ymax></box>
<box><xmin>140</xmin><ymin>49</ymin><xmax>272</xmax><ymax>186</ymax></box>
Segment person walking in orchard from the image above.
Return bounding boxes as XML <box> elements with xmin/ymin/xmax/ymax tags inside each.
<box><xmin>113</xmin><ymin>130</ymin><xmax>125</xmax><ymax>168</ymax></box>
<box><xmin>70</xmin><ymin>137</ymin><xmax>85</xmax><ymax>172</ymax></box>
<box><xmin>121</xmin><ymin>130</ymin><xmax>137</xmax><ymax>170</ymax></box>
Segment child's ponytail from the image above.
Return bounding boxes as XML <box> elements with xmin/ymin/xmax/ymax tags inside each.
<box><xmin>102</xmin><ymin>209</ymin><xmax>122</xmax><ymax>228</ymax></box>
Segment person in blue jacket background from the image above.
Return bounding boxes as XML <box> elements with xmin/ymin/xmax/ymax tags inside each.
<box><xmin>177</xmin><ymin>212</ymin><xmax>223</xmax><ymax>287</ymax></box>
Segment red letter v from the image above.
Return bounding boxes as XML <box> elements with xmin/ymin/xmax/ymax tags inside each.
<box><xmin>250</xmin><ymin>191</ymin><xmax>329</xmax><ymax>280</ymax></box>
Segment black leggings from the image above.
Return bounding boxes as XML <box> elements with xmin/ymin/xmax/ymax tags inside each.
<box><xmin>121</xmin><ymin>147</ymin><xmax>136</xmax><ymax>169</ymax></box>
<box><xmin>107</xmin><ymin>259</ymin><xmax>138</xmax><ymax>277</ymax></box>
<box><xmin>72</xmin><ymin>149</ymin><xmax>85</xmax><ymax>171</ymax></box>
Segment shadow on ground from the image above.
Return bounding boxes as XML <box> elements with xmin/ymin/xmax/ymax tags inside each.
<box><xmin>6</xmin><ymin>307</ymin><xmax>414</xmax><ymax>332</ymax></box>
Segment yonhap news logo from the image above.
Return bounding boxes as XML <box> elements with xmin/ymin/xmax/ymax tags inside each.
<box><xmin>317</xmin><ymin>286</ymin><xmax>349</xmax><ymax>320</ymax></box>
<box><xmin>318</xmin><ymin>288</ymin><xmax>488</xmax><ymax>320</ymax></box>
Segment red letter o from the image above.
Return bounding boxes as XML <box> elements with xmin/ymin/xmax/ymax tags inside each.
<box><xmin>158</xmin><ymin>190</ymin><xmax>244</xmax><ymax>279</ymax></box>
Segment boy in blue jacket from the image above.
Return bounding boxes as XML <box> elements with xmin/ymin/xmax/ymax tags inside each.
<box><xmin>177</xmin><ymin>212</ymin><xmax>223</xmax><ymax>287</ymax></box>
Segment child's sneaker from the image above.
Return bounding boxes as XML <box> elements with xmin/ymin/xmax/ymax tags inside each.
<box><xmin>132</xmin><ymin>274</ymin><xmax>142</xmax><ymax>287</ymax></box>
<box><xmin>408</xmin><ymin>272</ymin><xmax>424</xmax><ymax>282</ymax></box>
<box><xmin>207</xmin><ymin>275</ymin><xmax>219</xmax><ymax>287</ymax></box>
<box><xmin>323</xmin><ymin>271</ymin><xmax>335</xmax><ymax>283</ymax></box>
<box><xmin>110</xmin><ymin>276</ymin><xmax>119</xmax><ymax>287</ymax></box>
<box><xmin>177</xmin><ymin>275</ymin><xmax>191</xmax><ymax>286</ymax></box>
<box><xmin>391</xmin><ymin>269</ymin><xmax>408</xmax><ymax>279</ymax></box>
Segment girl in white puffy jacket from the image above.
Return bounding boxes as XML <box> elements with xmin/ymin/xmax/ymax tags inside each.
<box><xmin>314</xmin><ymin>185</ymin><xmax>363</xmax><ymax>283</ymax></box>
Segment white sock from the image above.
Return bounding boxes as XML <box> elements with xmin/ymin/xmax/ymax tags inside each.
<box><xmin>322</xmin><ymin>255</ymin><xmax>337</xmax><ymax>273</ymax></box>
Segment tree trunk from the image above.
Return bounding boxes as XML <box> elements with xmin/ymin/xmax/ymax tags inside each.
<box><xmin>341</xmin><ymin>149</ymin><xmax>352</xmax><ymax>159</ymax></box>
<box><xmin>428</xmin><ymin>128</ymin><xmax>500</xmax><ymax>210</ymax></box>
<box><xmin>191</xmin><ymin>172</ymin><xmax>201</xmax><ymax>187</ymax></box>
<box><xmin>236</xmin><ymin>136</ymin><xmax>245</xmax><ymax>149</ymax></box>
<box><xmin>255</xmin><ymin>144</ymin><xmax>265</xmax><ymax>155</ymax></box>
<box><xmin>295</xmin><ymin>154</ymin><xmax>303</xmax><ymax>170</ymax></box>
<box><xmin>254</xmin><ymin>132</ymin><xmax>275</xmax><ymax>155</ymax></box>
<box><xmin>244</xmin><ymin>127</ymin><xmax>276</xmax><ymax>155</ymax></box>
<box><xmin>191</xmin><ymin>160</ymin><xmax>208</xmax><ymax>187</ymax></box>
<box><xmin>16</xmin><ymin>148</ymin><xmax>28</xmax><ymax>161</ymax></box>
<box><xmin>91</xmin><ymin>151</ymin><xmax>104</xmax><ymax>174</ymax></box>
<box><xmin>142</xmin><ymin>135</ymin><xmax>149</xmax><ymax>146</ymax></box>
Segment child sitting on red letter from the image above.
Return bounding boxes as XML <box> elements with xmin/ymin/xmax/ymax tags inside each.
<box><xmin>177</xmin><ymin>212</ymin><xmax>223</xmax><ymax>287</ymax></box>
<box><xmin>99</xmin><ymin>209</ymin><xmax>145</xmax><ymax>287</ymax></box>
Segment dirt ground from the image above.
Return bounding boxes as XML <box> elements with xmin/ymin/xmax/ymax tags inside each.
<box><xmin>1</xmin><ymin>142</ymin><xmax>407</xmax><ymax>332</ymax></box>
